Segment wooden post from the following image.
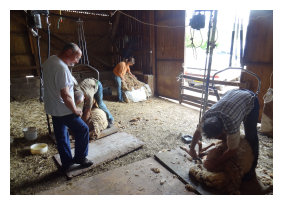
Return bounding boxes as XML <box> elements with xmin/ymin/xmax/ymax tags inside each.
<box><xmin>149</xmin><ymin>11</ymin><xmax>156</xmax><ymax>95</ymax></box>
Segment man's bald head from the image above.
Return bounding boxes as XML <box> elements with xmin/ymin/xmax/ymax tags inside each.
<box><xmin>59</xmin><ymin>42</ymin><xmax>82</xmax><ymax>66</ymax></box>
<box><xmin>62</xmin><ymin>43</ymin><xmax>81</xmax><ymax>54</ymax></box>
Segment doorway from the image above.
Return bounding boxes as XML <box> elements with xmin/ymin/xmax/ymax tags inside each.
<box><xmin>181</xmin><ymin>10</ymin><xmax>250</xmax><ymax>113</ymax></box>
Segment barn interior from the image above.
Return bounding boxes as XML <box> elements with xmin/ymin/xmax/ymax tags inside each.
<box><xmin>10</xmin><ymin>9</ymin><xmax>273</xmax><ymax>195</ymax></box>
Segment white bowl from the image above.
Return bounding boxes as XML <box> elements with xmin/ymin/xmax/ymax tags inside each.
<box><xmin>23</xmin><ymin>127</ymin><xmax>37</xmax><ymax>141</ymax></box>
<box><xmin>30</xmin><ymin>143</ymin><xmax>48</xmax><ymax>154</ymax></box>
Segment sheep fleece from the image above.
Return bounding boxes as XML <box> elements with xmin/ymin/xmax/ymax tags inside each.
<box><xmin>189</xmin><ymin>138</ymin><xmax>254</xmax><ymax>194</ymax></box>
<box><xmin>86</xmin><ymin>108</ymin><xmax>108</xmax><ymax>140</ymax></box>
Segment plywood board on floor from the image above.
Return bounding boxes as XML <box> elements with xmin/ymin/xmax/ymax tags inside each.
<box><xmin>53</xmin><ymin>132</ymin><xmax>144</xmax><ymax>178</ymax></box>
<box><xmin>155</xmin><ymin>147</ymin><xmax>272</xmax><ymax>195</ymax></box>
<box><xmin>96</xmin><ymin>125</ymin><xmax>119</xmax><ymax>139</ymax></box>
<box><xmin>49</xmin><ymin>125</ymin><xmax>119</xmax><ymax>147</ymax></box>
<box><xmin>155</xmin><ymin>147</ymin><xmax>216</xmax><ymax>195</ymax></box>
<box><xmin>39</xmin><ymin>157</ymin><xmax>195</xmax><ymax>195</ymax></box>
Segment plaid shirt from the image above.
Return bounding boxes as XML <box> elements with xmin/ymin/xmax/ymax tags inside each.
<box><xmin>202</xmin><ymin>89</ymin><xmax>255</xmax><ymax>135</ymax></box>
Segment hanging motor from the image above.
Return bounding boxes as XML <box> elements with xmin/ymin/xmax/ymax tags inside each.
<box><xmin>189</xmin><ymin>11</ymin><xmax>205</xmax><ymax>30</ymax></box>
<box><xmin>26</xmin><ymin>10</ymin><xmax>49</xmax><ymax>36</ymax></box>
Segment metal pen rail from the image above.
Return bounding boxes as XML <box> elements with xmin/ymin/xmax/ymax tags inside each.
<box><xmin>72</xmin><ymin>64</ymin><xmax>100</xmax><ymax>81</ymax></box>
<box><xmin>211</xmin><ymin>67</ymin><xmax>261</xmax><ymax>101</ymax></box>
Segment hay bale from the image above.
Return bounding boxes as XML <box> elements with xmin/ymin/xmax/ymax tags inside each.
<box><xmin>86</xmin><ymin>108</ymin><xmax>108</xmax><ymax>140</ymax></box>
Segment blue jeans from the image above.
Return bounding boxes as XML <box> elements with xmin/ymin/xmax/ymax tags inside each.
<box><xmin>114</xmin><ymin>75</ymin><xmax>123</xmax><ymax>102</ymax></box>
<box><xmin>243</xmin><ymin>90</ymin><xmax>259</xmax><ymax>178</ymax></box>
<box><xmin>52</xmin><ymin>114</ymin><xmax>89</xmax><ymax>169</ymax></box>
<box><xmin>94</xmin><ymin>81</ymin><xmax>114</xmax><ymax>123</ymax></box>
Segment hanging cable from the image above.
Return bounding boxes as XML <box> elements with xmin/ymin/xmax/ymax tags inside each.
<box><xmin>57</xmin><ymin>10</ymin><xmax>63</xmax><ymax>29</ymax></box>
<box><xmin>116</xmin><ymin>10</ymin><xmax>189</xmax><ymax>28</ymax></box>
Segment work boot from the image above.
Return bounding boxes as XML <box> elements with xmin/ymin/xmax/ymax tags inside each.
<box><xmin>107</xmin><ymin>120</ymin><xmax>114</xmax><ymax>128</ymax></box>
<box><xmin>73</xmin><ymin>158</ymin><xmax>93</xmax><ymax>168</ymax></box>
<box><xmin>61</xmin><ymin>163</ymin><xmax>74</xmax><ymax>173</ymax></box>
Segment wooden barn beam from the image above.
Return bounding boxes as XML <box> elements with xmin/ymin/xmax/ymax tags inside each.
<box><xmin>111</xmin><ymin>12</ymin><xmax>121</xmax><ymax>40</ymax></box>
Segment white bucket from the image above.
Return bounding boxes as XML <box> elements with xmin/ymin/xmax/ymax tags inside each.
<box><xmin>23</xmin><ymin>127</ymin><xmax>38</xmax><ymax>141</ymax></box>
<box><xmin>30</xmin><ymin>143</ymin><xmax>48</xmax><ymax>154</ymax></box>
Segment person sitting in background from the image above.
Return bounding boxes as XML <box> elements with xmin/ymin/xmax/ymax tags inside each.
<box><xmin>75</xmin><ymin>78</ymin><xmax>114</xmax><ymax>127</ymax></box>
<box><xmin>113</xmin><ymin>57</ymin><xmax>136</xmax><ymax>102</ymax></box>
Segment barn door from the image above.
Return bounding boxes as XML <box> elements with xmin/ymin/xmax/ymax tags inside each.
<box><xmin>155</xmin><ymin>10</ymin><xmax>185</xmax><ymax>100</ymax></box>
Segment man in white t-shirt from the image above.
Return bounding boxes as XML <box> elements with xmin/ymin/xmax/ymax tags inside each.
<box><xmin>188</xmin><ymin>89</ymin><xmax>259</xmax><ymax>181</ymax></box>
<box><xmin>42</xmin><ymin>42</ymin><xmax>93</xmax><ymax>172</ymax></box>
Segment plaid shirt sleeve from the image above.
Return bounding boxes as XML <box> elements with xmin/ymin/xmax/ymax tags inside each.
<box><xmin>203</xmin><ymin>89</ymin><xmax>255</xmax><ymax>135</ymax></box>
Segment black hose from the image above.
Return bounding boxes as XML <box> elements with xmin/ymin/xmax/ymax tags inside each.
<box><xmin>46</xmin><ymin>15</ymin><xmax>52</xmax><ymax>135</ymax></box>
<box><xmin>37</xmin><ymin>30</ymin><xmax>44</xmax><ymax>103</ymax></box>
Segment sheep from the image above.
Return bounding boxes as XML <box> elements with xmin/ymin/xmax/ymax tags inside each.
<box><xmin>189</xmin><ymin>138</ymin><xmax>254</xmax><ymax>194</ymax></box>
<box><xmin>86</xmin><ymin>108</ymin><xmax>108</xmax><ymax>141</ymax></box>
<box><xmin>74</xmin><ymin>90</ymin><xmax>108</xmax><ymax>141</ymax></box>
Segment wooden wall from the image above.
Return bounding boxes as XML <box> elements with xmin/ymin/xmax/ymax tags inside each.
<box><xmin>242</xmin><ymin>10</ymin><xmax>273</xmax><ymax>120</ymax></box>
<box><xmin>10</xmin><ymin>11</ymin><xmax>37</xmax><ymax>77</ymax></box>
<box><xmin>11</xmin><ymin>10</ymin><xmax>273</xmax><ymax>115</ymax></box>
<box><xmin>10</xmin><ymin>10</ymin><xmax>113</xmax><ymax>78</ymax></box>
<box><xmin>155</xmin><ymin>10</ymin><xmax>185</xmax><ymax>99</ymax></box>
<box><xmin>112</xmin><ymin>10</ymin><xmax>153</xmax><ymax>75</ymax></box>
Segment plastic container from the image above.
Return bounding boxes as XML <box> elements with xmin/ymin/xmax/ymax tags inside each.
<box><xmin>23</xmin><ymin>127</ymin><xmax>38</xmax><ymax>141</ymax></box>
<box><xmin>30</xmin><ymin>143</ymin><xmax>48</xmax><ymax>154</ymax></box>
<box><xmin>182</xmin><ymin>135</ymin><xmax>193</xmax><ymax>144</ymax></box>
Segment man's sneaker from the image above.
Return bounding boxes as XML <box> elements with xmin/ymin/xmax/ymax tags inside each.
<box><xmin>74</xmin><ymin>158</ymin><xmax>93</xmax><ymax>168</ymax></box>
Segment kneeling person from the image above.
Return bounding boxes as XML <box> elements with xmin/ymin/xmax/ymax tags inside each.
<box><xmin>75</xmin><ymin>90</ymin><xmax>108</xmax><ymax>140</ymax></box>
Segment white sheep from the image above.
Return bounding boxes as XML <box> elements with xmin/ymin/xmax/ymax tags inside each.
<box><xmin>189</xmin><ymin>138</ymin><xmax>254</xmax><ymax>194</ymax></box>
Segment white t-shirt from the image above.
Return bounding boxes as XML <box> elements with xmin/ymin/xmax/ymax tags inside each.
<box><xmin>42</xmin><ymin>55</ymin><xmax>75</xmax><ymax>116</ymax></box>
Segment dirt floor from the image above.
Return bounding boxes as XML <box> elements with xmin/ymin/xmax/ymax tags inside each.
<box><xmin>10</xmin><ymin>96</ymin><xmax>273</xmax><ymax>195</ymax></box>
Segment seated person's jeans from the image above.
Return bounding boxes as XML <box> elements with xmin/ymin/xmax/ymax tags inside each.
<box><xmin>94</xmin><ymin>81</ymin><xmax>114</xmax><ymax>123</ymax></box>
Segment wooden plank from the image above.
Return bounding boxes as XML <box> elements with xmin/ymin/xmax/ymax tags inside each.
<box><xmin>53</xmin><ymin>132</ymin><xmax>144</xmax><ymax>178</ymax></box>
<box><xmin>155</xmin><ymin>147</ymin><xmax>218</xmax><ymax>195</ymax></box>
<box><xmin>182</xmin><ymin>75</ymin><xmax>245</xmax><ymax>87</ymax></box>
<box><xmin>155</xmin><ymin>147</ymin><xmax>272</xmax><ymax>195</ymax></box>
<box><xmin>96</xmin><ymin>125</ymin><xmax>119</xmax><ymax>139</ymax></box>
<box><xmin>180</xmin><ymin>85</ymin><xmax>221</xmax><ymax>96</ymax></box>
<box><xmin>181</xmin><ymin>100</ymin><xmax>209</xmax><ymax>109</ymax></box>
<box><xmin>49</xmin><ymin>125</ymin><xmax>119</xmax><ymax>146</ymax></box>
<box><xmin>38</xmin><ymin>157</ymin><xmax>195</xmax><ymax>195</ymax></box>
<box><xmin>181</xmin><ymin>94</ymin><xmax>217</xmax><ymax>106</ymax></box>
